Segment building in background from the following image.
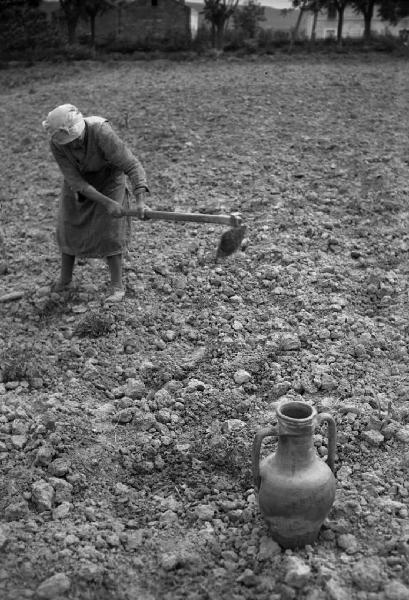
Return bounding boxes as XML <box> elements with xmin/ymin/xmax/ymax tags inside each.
<box><xmin>186</xmin><ymin>0</ymin><xmax>409</xmax><ymax>40</ymax></box>
<box><xmin>185</xmin><ymin>0</ymin><xmax>299</xmax><ymax>38</ymax></box>
<box><xmin>304</xmin><ymin>5</ymin><xmax>409</xmax><ymax>40</ymax></box>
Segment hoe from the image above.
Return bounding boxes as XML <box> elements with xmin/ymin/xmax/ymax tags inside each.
<box><xmin>124</xmin><ymin>207</ymin><xmax>247</xmax><ymax>262</ymax></box>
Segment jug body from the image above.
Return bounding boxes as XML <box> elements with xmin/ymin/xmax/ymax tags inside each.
<box><xmin>253</xmin><ymin>400</ymin><xmax>336</xmax><ymax>549</ymax></box>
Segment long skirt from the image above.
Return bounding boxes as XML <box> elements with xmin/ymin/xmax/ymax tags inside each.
<box><xmin>56</xmin><ymin>166</ymin><xmax>131</xmax><ymax>258</ymax></box>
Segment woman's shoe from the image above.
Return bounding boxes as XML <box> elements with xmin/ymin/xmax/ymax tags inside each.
<box><xmin>105</xmin><ymin>287</ymin><xmax>125</xmax><ymax>302</ymax></box>
<box><xmin>50</xmin><ymin>280</ymin><xmax>72</xmax><ymax>293</ymax></box>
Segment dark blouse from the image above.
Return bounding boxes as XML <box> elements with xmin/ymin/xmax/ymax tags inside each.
<box><xmin>50</xmin><ymin>117</ymin><xmax>148</xmax><ymax>196</ymax></box>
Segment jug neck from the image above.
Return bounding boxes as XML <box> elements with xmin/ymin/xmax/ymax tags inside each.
<box><xmin>275</xmin><ymin>427</ymin><xmax>316</xmax><ymax>468</ymax></box>
<box><xmin>275</xmin><ymin>401</ymin><xmax>317</xmax><ymax>468</ymax></box>
<box><xmin>276</xmin><ymin>400</ymin><xmax>317</xmax><ymax>435</ymax></box>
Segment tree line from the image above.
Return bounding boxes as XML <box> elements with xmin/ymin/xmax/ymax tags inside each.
<box><xmin>293</xmin><ymin>0</ymin><xmax>409</xmax><ymax>45</ymax></box>
<box><xmin>203</xmin><ymin>0</ymin><xmax>409</xmax><ymax>48</ymax></box>
<box><xmin>0</xmin><ymin>0</ymin><xmax>408</xmax><ymax>56</ymax></box>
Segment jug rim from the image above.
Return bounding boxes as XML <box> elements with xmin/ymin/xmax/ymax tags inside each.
<box><xmin>277</xmin><ymin>400</ymin><xmax>316</xmax><ymax>423</ymax></box>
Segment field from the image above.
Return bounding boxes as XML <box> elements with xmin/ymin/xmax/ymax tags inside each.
<box><xmin>1</xmin><ymin>54</ymin><xmax>409</xmax><ymax>599</ymax></box>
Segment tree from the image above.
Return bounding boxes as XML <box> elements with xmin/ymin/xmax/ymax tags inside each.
<box><xmin>0</xmin><ymin>0</ymin><xmax>46</xmax><ymax>54</ymax></box>
<box><xmin>330</xmin><ymin>0</ymin><xmax>350</xmax><ymax>45</ymax></box>
<box><xmin>0</xmin><ymin>0</ymin><xmax>41</xmax><ymax>37</ymax></box>
<box><xmin>233</xmin><ymin>0</ymin><xmax>265</xmax><ymax>38</ymax></box>
<box><xmin>308</xmin><ymin>0</ymin><xmax>328</xmax><ymax>42</ymax></box>
<box><xmin>351</xmin><ymin>0</ymin><xmax>378</xmax><ymax>41</ymax></box>
<box><xmin>291</xmin><ymin>0</ymin><xmax>310</xmax><ymax>46</ymax></box>
<box><xmin>202</xmin><ymin>0</ymin><xmax>240</xmax><ymax>49</ymax></box>
<box><xmin>82</xmin><ymin>0</ymin><xmax>111</xmax><ymax>47</ymax></box>
<box><xmin>0</xmin><ymin>0</ymin><xmax>40</xmax><ymax>15</ymax></box>
<box><xmin>59</xmin><ymin>0</ymin><xmax>84</xmax><ymax>45</ymax></box>
<box><xmin>378</xmin><ymin>0</ymin><xmax>409</xmax><ymax>23</ymax></box>
<box><xmin>291</xmin><ymin>0</ymin><xmax>327</xmax><ymax>46</ymax></box>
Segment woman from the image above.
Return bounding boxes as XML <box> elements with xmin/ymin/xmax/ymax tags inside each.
<box><xmin>42</xmin><ymin>103</ymin><xmax>148</xmax><ymax>302</ymax></box>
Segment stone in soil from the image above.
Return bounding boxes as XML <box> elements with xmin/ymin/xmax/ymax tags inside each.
<box><xmin>361</xmin><ymin>430</ymin><xmax>385</xmax><ymax>446</ymax></box>
<box><xmin>384</xmin><ymin>580</ymin><xmax>409</xmax><ymax>600</ymax></box>
<box><xmin>320</xmin><ymin>374</ymin><xmax>338</xmax><ymax>391</ymax></box>
<box><xmin>52</xmin><ymin>501</ymin><xmax>72</xmax><ymax>519</ymax></box>
<box><xmin>78</xmin><ymin>561</ymin><xmax>102</xmax><ymax>582</ymax></box>
<box><xmin>124</xmin><ymin>378</ymin><xmax>146</xmax><ymax>399</ymax></box>
<box><xmin>351</xmin><ymin>557</ymin><xmax>384</xmax><ymax>592</ymax></box>
<box><xmin>0</xmin><ymin>525</ymin><xmax>8</xmax><ymax>549</ymax></box>
<box><xmin>125</xmin><ymin>530</ymin><xmax>144</xmax><ymax>550</ymax></box>
<box><xmin>11</xmin><ymin>434</ymin><xmax>27</xmax><ymax>449</ymax></box>
<box><xmin>35</xmin><ymin>445</ymin><xmax>55</xmax><ymax>466</ymax></box>
<box><xmin>236</xmin><ymin>568</ymin><xmax>257</xmax><ymax>587</ymax></box>
<box><xmin>4</xmin><ymin>499</ymin><xmax>29</xmax><ymax>520</ymax></box>
<box><xmin>233</xmin><ymin>369</ymin><xmax>251</xmax><ymax>384</ymax></box>
<box><xmin>195</xmin><ymin>504</ymin><xmax>215</xmax><ymax>521</ymax></box>
<box><xmin>280</xmin><ymin>333</ymin><xmax>301</xmax><ymax>351</ymax></box>
<box><xmin>222</xmin><ymin>419</ymin><xmax>246</xmax><ymax>433</ymax></box>
<box><xmin>325</xmin><ymin>578</ymin><xmax>351</xmax><ymax>600</ymax></box>
<box><xmin>186</xmin><ymin>378</ymin><xmax>206</xmax><ymax>391</ymax></box>
<box><xmin>160</xmin><ymin>551</ymin><xmax>187</xmax><ymax>571</ymax></box>
<box><xmin>115</xmin><ymin>408</ymin><xmax>134</xmax><ymax>424</ymax></box>
<box><xmin>48</xmin><ymin>457</ymin><xmax>70</xmax><ymax>477</ymax></box>
<box><xmin>337</xmin><ymin>533</ymin><xmax>359</xmax><ymax>554</ymax></box>
<box><xmin>284</xmin><ymin>555</ymin><xmax>312</xmax><ymax>589</ymax></box>
<box><xmin>31</xmin><ymin>480</ymin><xmax>55</xmax><ymax>512</ymax></box>
<box><xmin>36</xmin><ymin>572</ymin><xmax>71</xmax><ymax>599</ymax></box>
<box><xmin>396</xmin><ymin>427</ymin><xmax>409</xmax><ymax>444</ymax></box>
<box><xmin>133</xmin><ymin>408</ymin><xmax>156</xmax><ymax>430</ymax></box>
<box><xmin>49</xmin><ymin>477</ymin><xmax>73</xmax><ymax>503</ymax></box>
<box><xmin>93</xmin><ymin>402</ymin><xmax>115</xmax><ymax>421</ymax></box>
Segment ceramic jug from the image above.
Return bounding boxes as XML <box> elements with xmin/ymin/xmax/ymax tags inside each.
<box><xmin>252</xmin><ymin>400</ymin><xmax>336</xmax><ymax>549</ymax></box>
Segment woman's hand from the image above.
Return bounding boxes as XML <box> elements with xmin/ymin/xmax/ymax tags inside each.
<box><xmin>106</xmin><ymin>201</ymin><xmax>124</xmax><ymax>218</ymax></box>
<box><xmin>133</xmin><ymin>190</ymin><xmax>148</xmax><ymax>219</ymax></box>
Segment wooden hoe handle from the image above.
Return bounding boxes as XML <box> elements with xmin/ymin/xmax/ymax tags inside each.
<box><xmin>124</xmin><ymin>209</ymin><xmax>243</xmax><ymax>227</ymax></box>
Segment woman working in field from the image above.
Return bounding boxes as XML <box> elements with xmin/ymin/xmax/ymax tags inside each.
<box><xmin>42</xmin><ymin>103</ymin><xmax>148</xmax><ymax>302</ymax></box>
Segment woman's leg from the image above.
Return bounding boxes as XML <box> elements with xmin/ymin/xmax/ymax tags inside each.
<box><xmin>60</xmin><ymin>253</ymin><xmax>75</xmax><ymax>286</ymax></box>
<box><xmin>107</xmin><ymin>254</ymin><xmax>123</xmax><ymax>289</ymax></box>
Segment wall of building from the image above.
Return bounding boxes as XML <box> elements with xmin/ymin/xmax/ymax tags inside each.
<box><xmin>188</xmin><ymin>4</ymin><xmax>299</xmax><ymax>36</ymax></box>
<box><xmin>308</xmin><ymin>6</ymin><xmax>409</xmax><ymax>39</ymax></box>
<box><xmin>260</xmin><ymin>7</ymin><xmax>300</xmax><ymax>34</ymax></box>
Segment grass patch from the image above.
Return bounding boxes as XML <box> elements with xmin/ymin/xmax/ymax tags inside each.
<box><xmin>74</xmin><ymin>310</ymin><xmax>114</xmax><ymax>338</ymax></box>
<box><xmin>1</xmin><ymin>344</ymin><xmax>42</xmax><ymax>385</ymax></box>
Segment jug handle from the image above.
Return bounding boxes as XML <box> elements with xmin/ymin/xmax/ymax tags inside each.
<box><xmin>252</xmin><ymin>426</ymin><xmax>278</xmax><ymax>491</ymax></box>
<box><xmin>316</xmin><ymin>413</ymin><xmax>336</xmax><ymax>473</ymax></box>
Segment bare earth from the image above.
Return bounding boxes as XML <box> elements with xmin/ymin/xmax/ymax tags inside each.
<box><xmin>1</xmin><ymin>55</ymin><xmax>409</xmax><ymax>600</ymax></box>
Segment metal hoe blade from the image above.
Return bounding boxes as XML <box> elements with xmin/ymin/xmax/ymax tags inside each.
<box><xmin>215</xmin><ymin>224</ymin><xmax>247</xmax><ymax>262</ymax></box>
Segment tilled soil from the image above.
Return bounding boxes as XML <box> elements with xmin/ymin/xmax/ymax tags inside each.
<box><xmin>1</xmin><ymin>55</ymin><xmax>409</xmax><ymax>600</ymax></box>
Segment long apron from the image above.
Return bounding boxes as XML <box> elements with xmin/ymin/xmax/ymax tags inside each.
<box><xmin>56</xmin><ymin>166</ymin><xmax>131</xmax><ymax>258</ymax></box>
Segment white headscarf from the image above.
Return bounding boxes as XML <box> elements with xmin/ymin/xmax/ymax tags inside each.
<box><xmin>42</xmin><ymin>104</ymin><xmax>86</xmax><ymax>145</ymax></box>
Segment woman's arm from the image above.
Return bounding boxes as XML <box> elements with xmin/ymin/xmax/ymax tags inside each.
<box><xmin>96</xmin><ymin>123</ymin><xmax>149</xmax><ymax>195</ymax></box>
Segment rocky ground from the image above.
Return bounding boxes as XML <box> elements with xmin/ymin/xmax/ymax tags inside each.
<box><xmin>1</xmin><ymin>54</ymin><xmax>409</xmax><ymax>599</ymax></box>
